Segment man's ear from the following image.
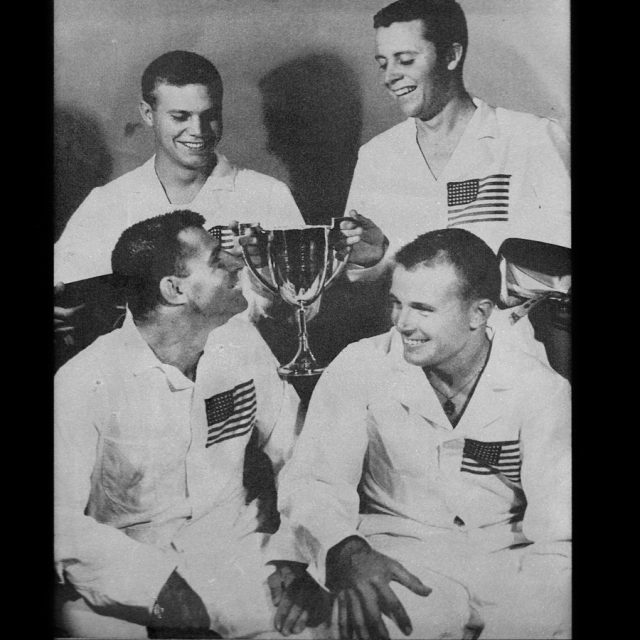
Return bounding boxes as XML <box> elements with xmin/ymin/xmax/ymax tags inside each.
<box><xmin>446</xmin><ymin>43</ymin><xmax>464</xmax><ymax>72</ymax></box>
<box><xmin>159</xmin><ymin>276</ymin><xmax>186</xmax><ymax>306</ymax></box>
<box><xmin>469</xmin><ymin>298</ymin><xmax>494</xmax><ymax>329</ymax></box>
<box><xmin>139</xmin><ymin>100</ymin><xmax>155</xmax><ymax>127</ymax></box>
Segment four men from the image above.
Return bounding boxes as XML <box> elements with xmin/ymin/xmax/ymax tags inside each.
<box><xmin>55</xmin><ymin>2</ymin><xmax>571</xmax><ymax>638</ymax></box>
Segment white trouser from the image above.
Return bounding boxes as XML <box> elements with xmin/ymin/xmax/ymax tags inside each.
<box><xmin>58</xmin><ymin>502</ymin><xmax>316</xmax><ymax>639</ymax></box>
<box><xmin>359</xmin><ymin>532</ymin><xmax>570</xmax><ymax>640</ymax></box>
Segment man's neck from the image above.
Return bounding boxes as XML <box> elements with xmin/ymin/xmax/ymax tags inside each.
<box><xmin>135</xmin><ymin>311</ymin><xmax>226</xmax><ymax>380</ymax></box>
<box><xmin>154</xmin><ymin>154</ymin><xmax>217</xmax><ymax>203</ymax></box>
<box><xmin>427</xmin><ymin>332</ymin><xmax>491</xmax><ymax>391</ymax></box>
<box><xmin>414</xmin><ymin>90</ymin><xmax>476</xmax><ymax>141</ymax></box>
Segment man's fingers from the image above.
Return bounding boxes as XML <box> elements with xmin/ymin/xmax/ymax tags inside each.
<box><xmin>375</xmin><ymin>581</ymin><xmax>412</xmax><ymax>637</ymax></box>
<box><xmin>356</xmin><ymin>584</ymin><xmax>390</xmax><ymax>640</ymax></box>
<box><xmin>280</xmin><ymin>600</ymin><xmax>304</xmax><ymax>636</ymax></box>
<box><xmin>338</xmin><ymin>590</ymin><xmax>351</xmax><ymax>640</ymax></box>
<box><xmin>390</xmin><ymin>563</ymin><xmax>432</xmax><ymax>597</ymax></box>
<box><xmin>289</xmin><ymin>608</ymin><xmax>309</xmax><ymax>636</ymax></box>
<box><xmin>347</xmin><ymin>589</ymin><xmax>369</xmax><ymax>640</ymax></box>
<box><xmin>54</xmin><ymin>304</ymin><xmax>85</xmax><ymax>319</ymax></box>
<box><xmin>268</xmin><ymin>571</ymin><xmax>284</xmax><ymax>607</ymax></box>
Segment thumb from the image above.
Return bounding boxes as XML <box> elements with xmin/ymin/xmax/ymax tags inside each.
<box><xmin>391</xmin><ymin>562</ymin><xmax>432</xmax><ymax>597</ymax></box>
<box><xmin>267</xmin><ymin>571</ymin><xmax>284</xmax><ymax>606</ymax></box>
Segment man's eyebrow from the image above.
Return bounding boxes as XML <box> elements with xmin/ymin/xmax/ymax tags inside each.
<box><xmin>410</xmin><ymin>302</ymin><xmax>435</xmax><ymax>311</ymax></box>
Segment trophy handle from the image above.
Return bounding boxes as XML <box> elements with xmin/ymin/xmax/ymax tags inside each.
<box><xmin>240</xmin><ymin>238</ymin><xmax>279</xmax><ymax>295</ymax></box>
<box><xmin>324</xmin><ymin>216</ymin><xmax>354</xmax><ymax>289</ymax></box>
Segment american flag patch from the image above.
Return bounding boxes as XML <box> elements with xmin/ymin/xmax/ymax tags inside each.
<box><xmin>204</xmin><ymin>379</ymin><xmax>256</xmax><ymax>447</ymax></box>
<box><xmin>207</xmin><ymin>225</ymin><xmax>235</xmax><ymax>250</ymax></box>
<box><xmin>460</xmin><ymin>438</ymin><xmax>521</xmax><ymax>482</ymax></box>
<box><xmin>446</xmin><ymin>174</ymin><xmax>511</xmax><ymax>227</ymax></box>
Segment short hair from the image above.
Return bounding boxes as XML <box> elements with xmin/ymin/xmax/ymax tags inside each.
<box><xmin>111</xmin><ymin>210</ymin><xmax>210</xmax><ymax>319</ymax></box>
<box><xmin>141</xmin><ymin>50</ymin><xmax>223</xmax><ymax>108</ymax></box>
<box><xmin>373</xmin><ymin>0</ymin><xmax>468</xmax><ymax>75</ymax></box>
<box><xmin>394</xmin><ymin>228</ymin><xmax>501</xmax><ymax>304</ymax></box>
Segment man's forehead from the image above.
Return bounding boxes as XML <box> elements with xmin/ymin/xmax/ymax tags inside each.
<box><xmin>179</xmin><ymin>226</ymin><xmax>217</xmax><ymax>252</ymax></box>
<box><xmin>152</xmin><ymin>81</ymin><xmax>221</xmax><ymax>105</ymax></box>
<box><xmin>391</xmin><ymin>262</ymin><xmax>461</xmax><ymax>296</ymax></box>
<box><xmin>375</xmin><ymin>19</ymin><xmax>432</xmax><ymax>50</ymax></box>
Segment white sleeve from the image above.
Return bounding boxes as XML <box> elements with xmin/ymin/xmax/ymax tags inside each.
<box><xmin>54</xmin><ymin>359</ymin><xmax>177</xmax><ymax>612</ymax></box>
<box><xmin>512</xmin><ymin>118</ymin><xmax>571</xmax><ymax>249</ymax></box>
<box><xmin>277</xmin><ymin>345</ymin><xmax>371</xmax><ymax>584</ymax></box>
<box><xmin>519</xmin><ymin>374</ymin><xmax>571</xmax><ymax>561</ymax></box>
<box><xmin>54</xmin><ymin>188</ymin><xmax>115</xmax><ymax>284</ymax></box>
<box><xmin>342</xmin><ymin>151</ymin><xmax>393</xmax><ymax>283</ymax></box>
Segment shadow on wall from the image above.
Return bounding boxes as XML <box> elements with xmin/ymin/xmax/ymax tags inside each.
<box><xmin>259</xmin><ymin>52</ymin><xmax>363</xmax><ymax>225</ymax></box>
<box><xmin>256</xmin><ymin>53</ymin><xmax>391</xmax><ymax>380</ymax></box>
<box><xmin>54</xmin><ymin>105</ymin><xmax>113</xmax><ymax>242</ymax></box>
<box><xmin>467</xmin><ymin>38</ymin><xmax>569</xmax><ymax>130</ymax></box>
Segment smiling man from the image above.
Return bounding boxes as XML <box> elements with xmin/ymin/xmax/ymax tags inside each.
<box><xmin>54</xmin><ymin>50</ymin><xmax>304</xmax><ymax>287</ymax></box>
<box><xmin>279</xmin><ymin>228</ymin><xmax>571</xmax><ymax>639</ymax></box>
<box><xmin>54</xmin><ymin>210</ymin><xmax>330</xmax><ymax>639</ymax></box>
<box><xmin>344</xmin><ymin>0</ymin><xmax>571</xmax><ymax>372</ymax></box>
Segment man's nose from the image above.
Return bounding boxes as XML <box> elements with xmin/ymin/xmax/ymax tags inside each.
<box><xmin>189</xmin><ymin>116</ymin><xmax>204</xmax><ymax>137</ymax></box>
<box><xmin>394</xmin><ymin>306</ymin><xmax>414</xmax><ymax>331</ymax></box>
<box><xmin>384</xmin><ymin>63</ymin><xmax>403</xmax><ymax>86</ymax></box>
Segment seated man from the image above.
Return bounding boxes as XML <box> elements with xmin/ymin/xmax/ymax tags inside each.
<box><xmin>54</xmin><ymin>210</ymin><xmax>329</xmax><ymax>639</ymax></box>
<box><xmin>279</xmin><ymin>228</ymin><xmax>571</xmax><ymax>639</ymax></box>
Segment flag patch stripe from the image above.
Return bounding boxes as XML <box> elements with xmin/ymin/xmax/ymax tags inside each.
<box><xmin>204</xmin><ymin>379</ymin><xmax>257</xmax><ymax>448</ymax></box>
<box><xmin>460</xmin><ymin>438</ymin><xmax>521</xmax><ymax>482</ymax></box>
<box><xmin>207</xmin><ymin>403</ymin><xmax>257</xmax><ymax>436</ymax></box>
<box><xmin>446</xmin><ymin>174</ymin><xmax>511</xmax><ymax>226</ymax></box>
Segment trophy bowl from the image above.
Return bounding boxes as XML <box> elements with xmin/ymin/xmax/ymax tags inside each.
<box><xmin>240</xmin><ymin>219</ymin><xmax>351</xmax><ymax>378</ymax></box>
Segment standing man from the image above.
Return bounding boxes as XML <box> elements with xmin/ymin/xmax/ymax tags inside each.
<box><xmin>54</xmin><ymin>49</ymin><xmax>369</xmax><ymax>365</ymax></box>
<box><xmin>55</xmin><ymin>211</ymin><xmax>329</xmax><ymax>639</ymax></box>
<box><xmin>279</xmin><ymin>228</ymin><xmax>571</xmax><ymax>639</ymax></box>
<box><xmin>345</xmin><ymin>0</ymin><xmax>570</xmax><ymax>368</ymax></box>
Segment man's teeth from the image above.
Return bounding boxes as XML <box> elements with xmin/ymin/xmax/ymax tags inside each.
<box><xmin>182</xmin><ymin>141</ymin><xmax>206</xmax><ymax>149</ymax></box>
<box><xmin>404</xmin><ymin>337</ymin><xmax>427</xmax><ymax>346</ymax></box>
<box><xmin>395</xmin><ymin>87</ymin><xmax>416</xmax><ymax>97</ymax></box>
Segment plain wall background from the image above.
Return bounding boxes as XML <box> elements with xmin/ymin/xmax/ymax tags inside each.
<box><xmin>54</xmin><ymin>0</ymin><xmax>569</xmax><ymax>232</ymax></box>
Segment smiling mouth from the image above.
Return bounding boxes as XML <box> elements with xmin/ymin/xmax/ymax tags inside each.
<box><xmin>179</xmin><ymin>141</ymin><xmax>210</xmax><ymax>151</ymax></box>
<box><xmin>403</xmin><ymin>336</ymin><xmax>429</xmax><ymax>346</ymax></box>
<box><xmin>393</xmin><ymin>86</ymin><xmax>416</xmax><ymax>97</ymax></box>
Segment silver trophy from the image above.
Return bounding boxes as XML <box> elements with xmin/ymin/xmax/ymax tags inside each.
<box><xmin>241</xmin><ymin>219</ymin><xmax>351</xmax><ymax>378</ymax></box>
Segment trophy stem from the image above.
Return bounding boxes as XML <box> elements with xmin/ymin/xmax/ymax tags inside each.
<box><xmin>277</xmin><ymin>304</ymin><xmax>325</xmax><ymax>379</ymax></box>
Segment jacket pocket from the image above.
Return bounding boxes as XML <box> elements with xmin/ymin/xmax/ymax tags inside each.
<box><xmin>100</xmin><ymin>435</ymin><xmax>186</xmax><ymax>515</ymax></box>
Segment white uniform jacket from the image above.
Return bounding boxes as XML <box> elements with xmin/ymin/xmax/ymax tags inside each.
<box><xmin>54</xmin><ymin>153</ymin><xmax>304</xmax><ymax>284</ymax></box>
<box><xmin>54</xmin><ymin>311</ymin><xmax>304</xmax><ymax>613</ymax></box>
<box><xmin>278</xmin><ymin>326</ymin><xmax>571</xmax><ymax>586</ymax></box>
<box><xmin>344</xmin><ymin>97</ymin><xmax>570</xmax><ymax>284</ymax></box>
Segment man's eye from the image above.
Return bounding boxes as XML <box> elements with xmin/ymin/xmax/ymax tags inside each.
<box><xmin>171</xmin><ymin>115</ymin><xmax>188</xmax><ymax>122</ymax></box>
<box><xmin>399</xmin><ymin>58</ymin><xmax>414</xmax><ymax>66</ymax></box>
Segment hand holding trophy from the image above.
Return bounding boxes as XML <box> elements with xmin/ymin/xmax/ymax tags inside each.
<box><xmin>238</xmin><ymin>219</ymin><xmax>352</xmax><ymax>378</ymax></box>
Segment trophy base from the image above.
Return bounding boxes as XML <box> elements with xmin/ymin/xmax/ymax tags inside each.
<box><xmin>277</xmin><ymin>364</ymin><xmax>326</xmax><ymax>379</ymax></box>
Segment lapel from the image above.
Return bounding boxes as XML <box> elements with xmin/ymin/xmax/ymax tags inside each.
<box><xmin>451</xmin><ymin>331</ymin><xmax>515</xmax><ymax>438</ymax></box>
<box><xmin>383</xmin><ymin>329</ymin><xmax>453</xmax><ymax>430</ymax></box>
<box><xmin>382</xmin><ymin>328</ymin><xmax>516</xmax><ymax>438</ymax></box>
<box><xmin>440</xmin><ymin>97</ymin><xmax>500</xmax><ymax>184</ymax></box>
